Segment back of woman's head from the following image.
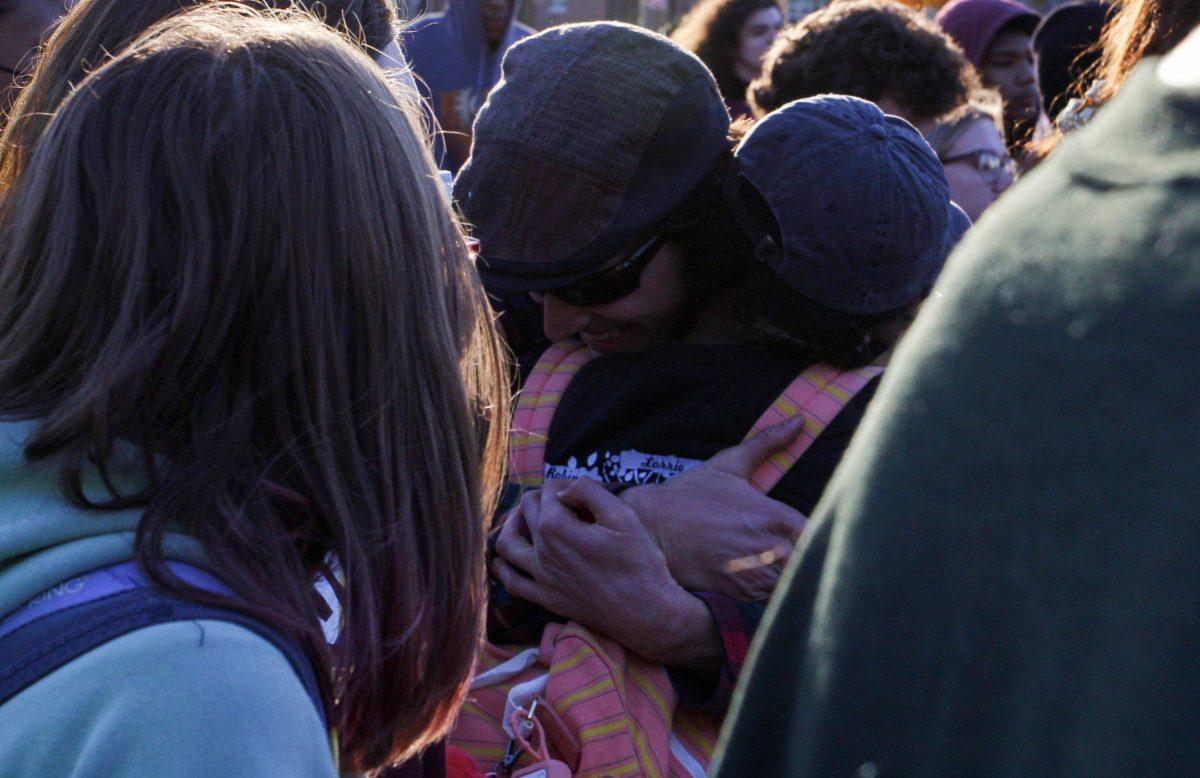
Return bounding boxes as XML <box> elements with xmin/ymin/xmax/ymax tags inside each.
<box><xmin>0</xmin><ymin>0</ymin><xmax>398</xmax><ymax>192</ymax></box>
<box><xmin>0</xmin><ymin>4</ymin><xmax>506</xmax><ymax>770</ymax></box>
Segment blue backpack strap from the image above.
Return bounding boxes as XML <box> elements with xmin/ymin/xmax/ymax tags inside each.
<box><xmin>0</xmin><ymin>562</ymin><xmax>325</xmax><ymax>727</ymax></box>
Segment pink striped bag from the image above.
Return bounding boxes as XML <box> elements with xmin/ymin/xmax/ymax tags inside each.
<box><xmin>453</xmin><ymin>623</ymin><xmax>718</xmax><ymax>777</ymax></box>
<box><xmin>508</xmin><ymin>341</ymin><xmax>595</xmax><ymax>489</ymax></box>
<box><xmin>451</xmin><ymin>340</ymin><xmax>881</xmax><ymax>776</ymax></box>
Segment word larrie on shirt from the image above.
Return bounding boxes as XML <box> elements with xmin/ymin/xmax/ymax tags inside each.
<box><xmin>619</xmin><ymin>450</ymin><xmax>699</xmax><ymax>477</ymax></box>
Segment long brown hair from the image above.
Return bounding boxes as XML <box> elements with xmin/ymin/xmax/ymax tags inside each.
<box><xmin>1093</xmin><ymin>0</ymin><xmax>1199</xmax><ymax>101</ymax></box>
<box><xmin>672</xmin><ymin>0</ymin><xmax>785</xmax><ymax>100</ymax></box>
<box><xmin>1029</xmin><ymin>0</ymin><xmax>1198</xmax><ymax>162</ymax></box>
<box><xmin>0</xmin><ymin>4</ymin><xmax>507</xmax><ymax>771</ymax></box>
<box><xmin>0</xmin><ymin>0</ymin><xmax>398</xmax><ymax>194</ymax></box>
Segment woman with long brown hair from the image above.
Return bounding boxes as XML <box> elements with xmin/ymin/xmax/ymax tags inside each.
<box><xmin>671</xmin><ymin>0</ymin><xmax>785</xmax><ymax>118</ymax></box>
<box><xmin>0</xmin><ymin>4</ymin><xmax>507</xmax><ymax>775</ymax></box>
<box><xmin>926</xmin><ymin>93</ymin><xmax>1015</xmax><ymax>222</ymax></box>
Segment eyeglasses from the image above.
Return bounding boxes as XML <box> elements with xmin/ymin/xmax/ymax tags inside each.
<box><xmin>542</xmin><ymin>233</ymin><xmax>667</xmax><ymax>307</ymax></box>
<box><xmin>939</xmin><ymin>149</ymin><xmax>1016</xmax><ymax>184</ymax></box>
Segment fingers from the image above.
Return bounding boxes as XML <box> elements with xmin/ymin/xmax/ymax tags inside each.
<box><xmin>766</xmin><ymin>503</ymin><xmax>808</xmax><ymax>538</ymax></box>
<box><xmin>555</xmin><ymin>478</ymin><xmax>639</xmax><ymax>531</ymax></box>
<box><xmin>495</xmin><ymin>514</ymin><xmax>538</xmax><ymax>574</ymax></box>
<box><xmin>491</xmin><ymin>556</ymin><xmax>545</xmax><ymax>605</ymax></box>
<box><xmin>518</xmin><ymin>488</ymin><xmax>541</xmax><ymax>534</ymax></box>
<box><xmin>705</xmin><ymin>416</ymin><xmax>805</xmax><ymax>480</ymax></box>
<box><xmin>496</xmin><ymin>493</ymin><xmax>529</xmax><ymax>537</ymax></box>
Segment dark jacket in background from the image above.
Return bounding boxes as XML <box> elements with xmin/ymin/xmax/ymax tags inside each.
<box><xmin>404</xmin><ymin>0</ymin><xmax>533</xmax><ymax>172</ymax></box>
<box><xmin>1032</xmin><ymin>1</ymin><xmax>1110</xmax><ymax>118</ymax></box>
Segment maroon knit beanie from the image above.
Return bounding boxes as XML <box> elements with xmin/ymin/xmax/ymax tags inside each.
<box><xmin>936</xmin><ymin>0</ymin><xmax>1041</xmax><ymax>68</ymax></box>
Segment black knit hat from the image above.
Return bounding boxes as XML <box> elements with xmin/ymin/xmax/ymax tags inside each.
<box><xmin>1032</xmin><ymin>2</ymin><xmax>1110</xmax><ymax>118</ymax></box>
<box><xmin>455</xmin><ymin>22</ymin><xmax>731</xmax><ymax>292</ymax></box>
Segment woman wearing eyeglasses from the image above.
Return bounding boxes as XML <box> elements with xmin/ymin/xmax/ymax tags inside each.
<box><xmin>928</xmin><ymin>93</ymin><xmax>1016</xmax><ymax>222</ymax></box>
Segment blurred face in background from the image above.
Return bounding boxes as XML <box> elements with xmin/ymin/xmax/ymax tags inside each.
<box><xmin>734</xmin><ymin>6</ymin><xmax>783</xmax><ymax>83</ymax></box>
<box><xmin>939</xmin><ymin>116</ymin><xmax>1014</xmax><ymax>222</ymax></box>
<box><xmin>0</xmin><ymin>0</ymin><xmax>70</xmax><ymax>120</ymax></box>
<box><xmin>981</xmin><ymin>27</ymin><xmax>1041</xmax><ymax>138</ymax></box>
<box><xmin>481</xmin><ymin>0</ymin><xmax>512</xmax><ymax>47</ymax></box>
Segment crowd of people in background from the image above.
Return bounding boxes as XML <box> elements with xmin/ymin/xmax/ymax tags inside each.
<box><xmin>0</xmin><ymin>0</ymin><xmax>1197</xmax><ymax>776</ymax></box>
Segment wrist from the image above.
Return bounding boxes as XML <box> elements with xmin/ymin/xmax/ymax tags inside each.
<box><xmin>635</xmin><ymin>587</ymin><xmax>723</xmax><ymax>673</ymax></box>
<box><xmin>620</xmin><ymin>484</ymin><xmax>669</xmax><ymax>550</ymax></box>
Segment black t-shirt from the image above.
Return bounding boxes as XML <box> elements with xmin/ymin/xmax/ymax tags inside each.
<box><xmin>542</xmin><ymin>341</ymin><xmax>880</xmax><ymax>516</ymax></box>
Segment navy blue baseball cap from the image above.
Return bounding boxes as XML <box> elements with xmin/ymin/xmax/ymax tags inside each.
<box><xmin>730</xmin><ymin>95</ymin><xmax>969</xmax><ymax>315</ymax></box>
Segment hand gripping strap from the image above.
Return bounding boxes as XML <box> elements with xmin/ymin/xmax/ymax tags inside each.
<box><xmin>747</xmin><ymin>364</ymin><xmax>883</xmax><ymax>494</ymax></box>
<box><xmin>508</xmin><ymin>341</ymin><xmax>594</xmax><ymax>489</ymax></box>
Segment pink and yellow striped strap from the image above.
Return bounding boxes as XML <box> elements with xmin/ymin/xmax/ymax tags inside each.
<box><xmin>510</xmin><ymin>345</ymin><xmax>881</xmax><ymax>495</ymax></box>
<box><xmin>509</xmin><ymin>340</ymin><xmax>594</xmax><ymax>488</ymax></box>
<box><xmin>746</xmin><ymin>364</ymin><xmax>883</xmax><ymax>494</ymax></box>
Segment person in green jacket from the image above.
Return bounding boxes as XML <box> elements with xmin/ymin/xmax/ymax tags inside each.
<box><xmin>0</xmin><ymin>5</ymin><xmax>508</xmax><ymax>775</ymax></box>
<box><xmin>713</xmin><ymin>23</ymin><xmax>1200</xmax><ymax>777</ymax></box>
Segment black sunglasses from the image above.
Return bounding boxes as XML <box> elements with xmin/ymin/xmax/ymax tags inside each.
<box><xmin>542</xmin><ymin>233</ymin><xmax>667</xmax><ymax>307</ymax></box>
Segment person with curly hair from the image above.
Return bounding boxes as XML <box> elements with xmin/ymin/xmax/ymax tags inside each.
<box><xmin>749</xmin><ymin>0</ymin><xmax>977</xmax><ymax>135</ymax></box>
<box><xmin>672</xmin><ymin>0</ymin><xmax>784</xmax><ymax>118</ymax></box>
